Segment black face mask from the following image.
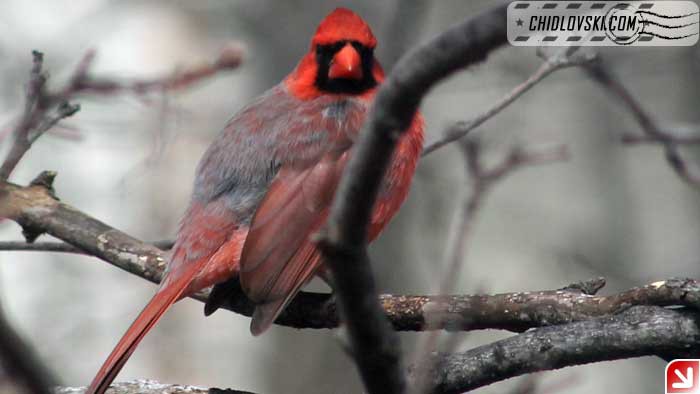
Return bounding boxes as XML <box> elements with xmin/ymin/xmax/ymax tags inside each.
<box><xmin>314</xmin><ymin>41</ymin><xmax>377</xmax><ymax>95</ymax></box>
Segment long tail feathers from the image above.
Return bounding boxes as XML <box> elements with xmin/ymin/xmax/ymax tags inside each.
<box><xmin>86</xmin><ymin>279</ymin><xmax>191</xmax><ymax>394</ymax></box>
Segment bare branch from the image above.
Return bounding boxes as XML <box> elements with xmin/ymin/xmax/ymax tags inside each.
<box><xmin>165</xmin><ymin>273</ymin><xmax>700</xmax><ymax>334</ymax></box>
<box><xmin>422</xmin><ymin>48</ymin><xmax>595</xmax><ymax>156</ymax></box>
<box><xmin>621</xmin><ymin>122</ymin><xmax>700</xmax><ymax>145</ymax></box>
<box><xmin>3</xmin><ymin>173</ymin><xmax>700</xmax><ymax>394</ymax></box>
<box><xmin>4</xmin><ymin>178</ymin><xmax>700</xmax><ymax>335</ymax></box>
<box><xmin>0</xmin><ymin>45</ymin><xmax>243</xmax><ymax>182</ymax></box>
<box><xmin>0</xmin><ymin>177</ymin><xmax>167</xmax><ymax>284</ymax></box>
<box><xmin>59</xmin><ymin>45</ymin><xmax>243</xmax><ymax>97</ymax></box>
<box><xmin>0</xmin><ymin>51</ymin><xmax>55</xmax><ymax>181</ymax></box>
<box><xmin>316</xmin><ymin>5</ymin><xmax>511</xmax><ymax>394</ymax></box>
<box><xmin>585</xmin><ymin>59</ymin><xmax>700</xmax><ymax>185</ymax></box>
<box><xmin>423</xmin><ymin>146</ymin><xmax>563</xmax><ymax>321</ymax></box>
<box><xmin>56</xmin><ymin>379</ymin><xmax>257</xmax><ymax>394</ymax></box>
<box><xmin>435</xmin><ymin>139</ymin><xmax>568</xmax><ymax>291</ymax></box>
<box><xmin>0</xmin><ymin>240</ymin><xmax>173</xmax><ymax>254</ymax></box>
<box><xmin>423</xmin><ymin>306</ymin><xmax>700</xmax><ymax>394</ymax></box>
<box><xmin>0</xmin><ymin>241</ymin><xmax>85</xmax><ymax>254</ymax></box>
<box><xmin>5</xmin><ymin>172</ymin><xmax>700</xmax><ymax>331</ymax></box>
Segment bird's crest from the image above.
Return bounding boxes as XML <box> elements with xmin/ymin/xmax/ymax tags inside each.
<box><xmin>312</xmin><ymin>8</ymin><xmax>377</xmax><ymax>48</ymax></box>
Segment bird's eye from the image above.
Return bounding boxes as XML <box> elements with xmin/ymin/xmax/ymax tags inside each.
<box><xmin>315</xmin><ymin>42</ymin><xmax>345</xmax><ymax>55</ymax></box>
<box><xmin>331</xmin><ymin>42</ymin><xmax>345</xmax><ymax>52</ymax></box>
<box><xmin>315</xmin><ymin>44</ymin><xmax>327</xmax><ymax>54</ymax></box>
<box><xmin>350</xmin><ymin>41</ymin><xmax>373</xmax><ymax>57</ymax></box>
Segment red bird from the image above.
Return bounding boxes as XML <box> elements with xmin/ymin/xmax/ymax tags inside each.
<box><xmin>87</xmin><ymin>7</ymin><xmax>423</xmax><ymax>394</ymax></box>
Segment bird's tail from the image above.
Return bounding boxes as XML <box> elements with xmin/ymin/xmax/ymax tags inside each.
<box><xmin>85</xmin><ymin>274</ymin><xmax>192</xmax><ymax>394</ymax></box>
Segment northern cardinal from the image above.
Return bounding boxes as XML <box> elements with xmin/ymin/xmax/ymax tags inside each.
<box><xmin>87</xmin><ymin>7</ymin><xmax>423</xmax><ymax>394</ymax></box>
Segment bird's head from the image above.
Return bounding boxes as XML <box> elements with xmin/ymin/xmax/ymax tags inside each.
<box><xmin>286</xmin><ymin>8</ymin><xmax>383</xmax><ymax>100</ymax></box>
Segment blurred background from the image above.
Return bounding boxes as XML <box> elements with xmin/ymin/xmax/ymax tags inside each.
<box><xmin>1</xmin><ymin>1</ymin><xmax>699</xmax><ymax>393</ymax></box>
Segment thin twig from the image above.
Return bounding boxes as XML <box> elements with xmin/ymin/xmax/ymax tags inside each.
<box><xmin>0</xmin><ymin>51</ymin><xmax>53</xmax><ymax>181</ymax></box>
<box><xmin>422</xmin><ymin>48</ymin><xmax>595</xmax><ymax>156</ymax></box>
<box><xmin>585</xmin><ymin>59</ymin><xmax>700</xmax><ymax>185</ymax></box>
<box><xmin>57</xmin><ymin>45</ymin><xmax>243</xmax><ymax>98</ymax></box>
<box><xmin>621</xmin><ymin>122</ymin><xmax>700</xmax><ymax>145</ymax></box>
<box><xmin>0</xmin><ymin>45</ymin><xmax>243</xmax><ymax>182</ymax></box>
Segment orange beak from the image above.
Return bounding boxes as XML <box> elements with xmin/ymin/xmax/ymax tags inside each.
<box><xmin>328</xmin><ymin>44</ymin><xmax>363</xmax><ymax>80</ymax></box>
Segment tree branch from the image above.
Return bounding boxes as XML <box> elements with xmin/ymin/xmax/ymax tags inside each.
<box><xmin>64</xmin><ymin>301</ymin><xmax>700</xmax><ymax>394</ymax></box>
<box><xmin>585</xmin><ymin>58</ymin><xmax>700</xmax><ymax>185</ymax></box>
<box><xmin>0</xmin><ymin>240</ymin><xmax>173</xmax><ymax>254</ymax></box>
<box><xmin>3</xmin><ymin>177</ymin><xmax>700</xmax><ymax>333</ymax></box>
<box><xmin>3</xmin><ymin>175</ymin><xmax>700</xmax><ymax>392</ymax></box>
<box><xmin>424</xmin><ymin>306</ymin><xmax>700</xmax><ymax>394</ymax></box>
<box><xmin>411</xmin><ymin>140</ymin><xmax>568</xmax><ymax>392</ymax></box>
<box><xmin>0</xmin><ymin>51</ymin><xmax>58</xmax><ymax>181</ymax></box>
<box><xmin>58</xmin><ymin>45</ymin><xmax>242</xmax><ymax>97</ymax></box>
<box><xmin>56</xmin><ymin>380</ymin><xmax>257</xmax><ymax>394</ymax></box>
<box><xmin>0</xmin><ymin>46</ymin><xmax>242</xmax><ymax>182</ymax></box>
<box><xmin>437</xmin><ymin>139</ymin><xmax>568</xmax><ymax>304</ymax></box>
<box><xmin>621</xmin><ymin>123</ymin><xmax>700</xmax><ymax>145</ymax></box>
<box><xmin>422</xmin><ymin>47</ymin><xmax>595</xmax><ymax>156</ymax></box>
<box><xmin>316</xmin><ymin>5</ymin><xmax>510</xmax><ymax>394</ymax></box>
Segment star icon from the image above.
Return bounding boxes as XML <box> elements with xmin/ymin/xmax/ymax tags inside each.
<box><xmin>516</xmin><ymin>18</ymin><xmax>524</xmax><ymax>27</ymax></box>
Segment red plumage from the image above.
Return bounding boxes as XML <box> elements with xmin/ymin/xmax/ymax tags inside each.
<box><xmin>86</xmin><ymin>7</ymin><xmax>423</xmax><ymax>394</ymax></box>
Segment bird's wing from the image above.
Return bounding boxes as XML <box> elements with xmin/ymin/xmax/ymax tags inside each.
<box><xmin>237</xmin><ymin>110</ymin><xmax>423</xmax><ymax>335</ymax></box>
<box><xmin>239</xmin><ymin>150</ymin><xmax>348</xmax><ymax>305</ymax></box>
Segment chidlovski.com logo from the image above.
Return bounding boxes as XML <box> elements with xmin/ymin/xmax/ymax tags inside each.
<box><xmin>507</xmin><ymin>1</ymin><xmax>699</xmax><ymax>46</ymax></box>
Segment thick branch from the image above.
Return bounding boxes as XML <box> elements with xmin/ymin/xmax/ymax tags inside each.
<box><xmin>317</xmin><ymin>5</ymin><xmax>509</xmax><ymax>394</ymax></box>
<box><xmin>56</xmin><ymin>380</ymin><xmax>256</xmax><ymax>394</ymax></box>
<box><xmin>63</xmin><ymin>303</ymin><xmax>700</xmax><ymax>394</ymax></box>
<box><xmin>3</xmin><ymin>179</ymin><xmax>700</xmax><ymax>333</ymax></box>
<box><xmin>425</xmin><ymin>306</ymin><xmax>700</xmax><ymax>394</ymax></box>
<box><xmin>0</xmin><ymin>176</ymin><xmax>167</xmax><ymax>283</ymax></box>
